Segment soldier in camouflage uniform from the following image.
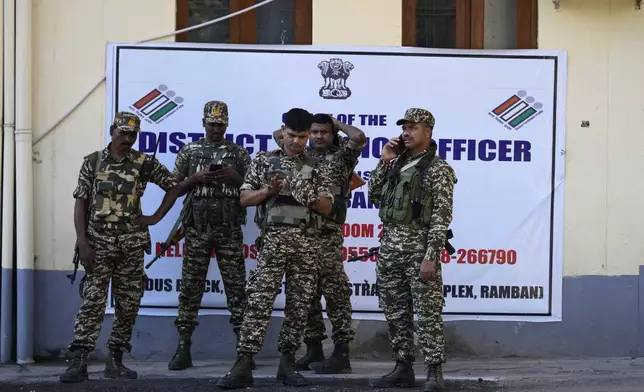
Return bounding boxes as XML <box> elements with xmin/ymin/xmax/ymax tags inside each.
<box><xmin>167</xmin><ymin>101</ymin><xmax>252</xmax><ymax>371</ymax></box>
<box><xmin>287</xmin><ymin>114</ymin><xmax>366</xmax><ymax>374</ymax></box>
<box><xmin>216</xmin><ymin>108</ymin><xmax>336</xmax><ymax>390</ymax></box>
<box><xmin>60</xmin><ymin>112</ymin><xmax>208</xmax><ymax>383</ymax></box>
<box><xmin>367</xmin><ymin>108</ymin><xmax>457</xmax><ymax>392</ymax></box>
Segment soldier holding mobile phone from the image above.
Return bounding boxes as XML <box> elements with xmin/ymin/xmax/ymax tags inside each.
<box><xmin>164</xmin><ymin>101</ymin><xmax>253</xmax><ymax>371</ymax></box>
<box><xmin>368</xmin><ymin>108</ymin><xmax>457</xmax><ymax>392</ymax></box>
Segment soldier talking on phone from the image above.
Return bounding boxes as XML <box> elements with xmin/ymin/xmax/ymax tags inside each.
<box><xmin>368</xmin><ymin>108</ymin><xmax>457</xmax><ymax>392</ymax></box>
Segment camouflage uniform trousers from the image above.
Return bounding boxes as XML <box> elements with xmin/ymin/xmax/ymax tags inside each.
<box><xmin>69</xmin><ymin>228</ymin><xmax>145</xmax><ymax>353</ymax></box>
<box><xmin>302</xmin><ymin>227</ymin><xmax>355</xmax><ymax>344</ymax></box>
<box><xmin>375</xmin><ymin>246</ymin><xmax>446</xmax><ymax>365</ymax></box>
<box><xmin>237</xmin><ymin>226</ymin><xmax>320</xmax><ymax>355</ymax></box>
<box><xmin>174</xmin><ymin>225</ymin><xmax>248</xmax><ymax>338</ymax></box>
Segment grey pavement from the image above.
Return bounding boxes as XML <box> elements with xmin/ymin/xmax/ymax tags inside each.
<box><xmin>2</xmin><ymin>357</ymin><xmax>644</xmax><ymax>391</ymax></box>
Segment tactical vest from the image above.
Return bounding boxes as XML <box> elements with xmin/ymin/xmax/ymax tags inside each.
<box><xmin>90</xmin><ymin>151</ymin><xmax>146</xmax><ymax>231</ymax></box>
<box><xmin>378</xmin><ymin>152</ymin><xmax>439</xmax><ymax>226</ymax></box>
<box><xmin>188</xmin><ymin>143</ymin><xmax>246</xmax><ymax>230</ymax></box>
<box><xmin>254</xmin><ymin>153</ymin><xmax>321</xmax><ymax>230</ymax></box>
<box><xmin>324</xmin><ymin>153</ymin><xmax>351</xmax><ymax>225</ymax></box>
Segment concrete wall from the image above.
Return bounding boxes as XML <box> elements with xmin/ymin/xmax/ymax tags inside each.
<box><xmin>20</xmin><ymin>0</ymin><xmax>644</xmax><ymax>362</ymax></box>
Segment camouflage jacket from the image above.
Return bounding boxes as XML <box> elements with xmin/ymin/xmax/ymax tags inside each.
<box><xmin>306</xmin><ymin>137</ymin><xmax>366</xmax><ymax>231</ymax></box>
<box><xmin>241</xmin><ymin>148</ymin><xmax>336</xmax><ymax>229</ymax></box>
<box><xmin>368</xmin><ymin>141</ymin><xmax>456</xmax><ymax>261</ymax></box>
<box><xmin>73</xmin><ymin>144</ymin><xmax>178</xmax><ymax>247</ymax></box>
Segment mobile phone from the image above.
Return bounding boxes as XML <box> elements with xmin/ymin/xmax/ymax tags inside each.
<box><xmin>209</xmin><ymin>163</ymin><xmax>223</xmax><ymax>172</ymax></box>
<box><xmin>394</xmin><ymin>133</ymin><xmax>405</xmax><ymax>154</ymax></box>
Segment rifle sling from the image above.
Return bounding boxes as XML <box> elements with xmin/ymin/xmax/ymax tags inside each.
<box><xmin>73</xmin><ymin>150</ymin><xmax>103</xmax><ymax>284</ymax></box>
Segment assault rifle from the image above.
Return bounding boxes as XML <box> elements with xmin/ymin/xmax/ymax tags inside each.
<box><xmin>145</xmin><ymin>190</ymin><xmax>194</xmax><ymax>269</ymax></box>
<box><xmin>347</xmin><ymin>229</ymin><xmax>456</xmax><ymax>262</ymax></box>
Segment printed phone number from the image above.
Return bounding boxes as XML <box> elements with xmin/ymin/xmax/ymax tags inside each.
<box><xmin>343</xmin><ymin>247</ymin><xmax>517</xmax><ymax>265</ymax></box>
<box><xmin>441</xmin><ymin>248</ymin><xmax>517</xmax><ymax>265</ymax></box>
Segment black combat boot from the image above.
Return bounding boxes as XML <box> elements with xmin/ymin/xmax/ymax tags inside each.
<box><xmin>216</xmin><ymin>353</ymin><xmax>254</xmax><ymax>390</ymax></box>
<box><xmin>104</xmin><ymin>349</ymin><xmax>138</xmax><ymax>379</ymax></box>
<box><xmin>59</xmin><ymin>349</ymin><xmax>89</xmax><ymax>383</ymax></box>
<box><xmin>424</xmin><ymin>363</ymin><xmax>445</xmax><ymax>391</ymax></box>
<box><xmin>168</xmin><ymin>338</ymin><xmax>193</xmax><ymax>370</ymax></box>
<box><xmin>309</xmin><ymin>342</ymin><xmax>351</xmax><ymax>374</ymax></box>
<box><xmin>294</xmin><ymin>341</ymin><xmax>325</xmax><ymax>371</ymax></box>
<box><xmin>368</xmin><ymin>360</ymin><xmax>416</xmax><ymax>388</ymax></box>
<box><xmin>276</xmin><ymin>352</ymin><xmax>308</xmax><ymax>386</ymax></box>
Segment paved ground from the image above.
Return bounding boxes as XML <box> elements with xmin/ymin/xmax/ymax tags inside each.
<box><xmin>2</xmin><ymin>357</ymin><xmax>644</xmax><ymax>391</ymax></box>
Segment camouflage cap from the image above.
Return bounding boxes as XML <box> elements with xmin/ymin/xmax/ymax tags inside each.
<box><xmin>203</xmin><ymin>100</ymin><xmax>229</xmax><ymax>125</ymax></box>
<box><xmin>113</xmin><ymin>111</ymin><xmax>141</xmax><ymax>132</ymax></box>
<box><xmin>395</xmin><ymin>108</ymin><xmax>435</xmax><ymax>128</ymax></box>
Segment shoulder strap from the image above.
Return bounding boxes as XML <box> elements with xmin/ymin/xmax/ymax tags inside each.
<box><xmin>233</xmin><ymin>145</ymin><xmax>241</xmax><ymax>171</ymax></box>
<box><xmin>95</xmin><ymin>151</ymin><xmax>103</xmax><ymax>175</ymax></box>
<box><xmin>85</xmin><ymin>150</ymin><xmax>102</xmax><ymax>214</ymax></box>
<box><xmin>87</xmin><ymin>150</ymin><xmax>103</xmax><ymax>181</ymax></box>
<box><xmin>416</xmin><ymin>155</ymin><xmax>440</xmax><ymax>201</ymax></box>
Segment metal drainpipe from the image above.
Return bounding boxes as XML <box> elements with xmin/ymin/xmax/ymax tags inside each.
<box><xmin>0</xmin><ymin>0</ymin><xmax>15</xmax><ymax>365</ymax></box>
<box><xmin>15</xmin><ymin>0</ymin><xmax>34</xmax><ymax>365</ymax></box>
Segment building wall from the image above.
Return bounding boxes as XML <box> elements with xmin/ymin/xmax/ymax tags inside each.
<box><xmin>23</xmin><ymin>0</ymin><xmax>644</xmax><ymax>361</ymax></box>
<box><xmin>30</xmin><ymin>0</ymin><xmax>178</xmax><ymax>360</ymax></box>
<box><xmin>312</xmin><ymin>0</ymin><xmax>402</xmax><ymax>46</ymax></box>
<box><xmin>33</xmin><ymin>0</ymin><xmax>176</xmax><ymax>272</ymax></box>
<box><xmin>539</xmin><ymin>0</ymin><xmax>644</xmax><ymax>277</ymax></box>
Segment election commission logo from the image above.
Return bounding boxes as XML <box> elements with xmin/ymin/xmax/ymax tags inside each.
<box><xmin>489</xmin><ymin>90</ymin><xmax>543</xmax><ymax>130</ymax></box>
<box><xmin>129</xmin><ymin>84</ymin><xmax>185</xmax><ymax>125</ymax></box>
<box><xmin>318</xmin><ymin>58</ymin><xmax>354</xmax><ymax>100</ymax></box>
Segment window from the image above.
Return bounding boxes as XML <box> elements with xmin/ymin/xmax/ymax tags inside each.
<box><xmin>176</xmin><ymin>0</ymin><xmax>312</xmax><ymax>44</ymax></box>
<box><xmin>403</xmin><ymin>0</ymin><xmax>537</xmax><ymax>49</ymax></box>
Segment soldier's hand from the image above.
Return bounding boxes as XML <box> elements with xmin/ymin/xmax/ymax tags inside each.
<box><xmin>313</xmin><ymin>194</ymin><xmax>333</xmax><ymax>215</ymax></box>
<box><xmin>273</xmin><ymin>128</ymin><xmax>284</xmax><ymax>145</ymax></box>
<box><xmin>263</xmin><ymin>175</ymin><xmax>284</xmax><ymax>196</ymax></box>
<box><xmin>78</xmin><ymin>242</ymin><xmax>95</xmax><ymax>273</ymax></box>
<box><xmin>331</xmin><ymin>116</ymin><xmax>342</xmax><ymax>130</ymax></box>
<box><xmin>419</xmin><ymin>258</ymin><xmax>437</xmax><ymax>282</ymax></box>
<box><xmin>214</xmin><ymin>166</ymin><xmax>241</xmax><ymax>183</ymax></box>
<box><xmin>137</xmin><ymin>215</ymin><xmax>160</xmax><ymax>227</ymax></box>
<box><xmin>191</xmin><ymin>168</ymin><xmax>217</xmax><ymax>184</ymax></box>
<box><xmin>382</xmin><ymin>137</ymin><xmax>402</xmax><ymax>163</ymax></box>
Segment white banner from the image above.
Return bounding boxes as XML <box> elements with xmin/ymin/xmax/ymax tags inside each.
<box><xmin>104</xmin><ymin>42</ymin><xmax>566</xmax><ymax>322</ymax></box>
